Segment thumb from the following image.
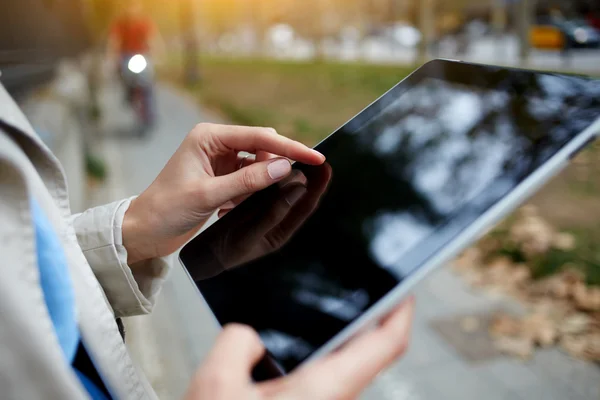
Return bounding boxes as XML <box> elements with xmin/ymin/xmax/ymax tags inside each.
<box><xmin>208</xmin><ymin>158</ymin><xmax>292</xmax><ymax>207</ymax></box>
<box><xmin>186</xmin><ymin>325</ymin><xmax>264</xmax><ymax>399</ymax></box>
<box><xmin>203</xmin><ymin>324</ymin><xmax>265</xmax><ymax>380</ymax></box>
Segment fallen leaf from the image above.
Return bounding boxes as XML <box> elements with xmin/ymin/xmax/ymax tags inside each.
<box><xmin>562</xmin><ymin>268</ymin><xmax>585</xmax><ymax>286</ymax></box>
<box><xmin>453</xmin><ymin>248</ymin><xmax>482</xmax><ymax>270</ymax></box>
<box><xmin>560</xmin><ymin>314</ymin><xmax>592</xmax><ymax>335</ymax></box>
<box><xmin>460</xmin><ymin>316</ymin><xmax>480</xmax><ymax>333</ymax></box>
<box><xmin>561</xmin><ymin>334</ymin><xmax>600</xmax><ymax>361</ymax></box>
<box><xmin>561</xmin><ymin>336</ymin><xmax>587</xmax><ymax>358</ymax></box>
<box><xmin>522</xmin><ymin>313</ymin><xmax>557</xmax><ymax>347</ymax></box>
<box><xmin>494</xmin><ymin>337</ymin><xmax>534</xmax><ymax>360</ymax></box>
<box><xmin>489</xmin><ymin>314</ymin><xmax>521</xmax><ymax>338</ymax></box>
<box><xmin>529</xmin><ymin>298</ymin><xmax>573</xmax><ymax>321</ymax></box>
<box><xmin>512</xmin><ymin>265</ymin><xmax>531</xmax><ymax>285</ymax></box>
<box><xmin>573</xmin><ymin>284</ymin><xmax>600</xmax><ymax>311</ymax></box>
<box><xmin>582</xmin><ymin>334</ymin><xmax>600</xmax><ymax>360</ymax></box>
<box><xmin>530</xmin><ymin>276</ymin><xmax>569</xmax><ymax>299</ymax></box>
<box><xmin>552</xmin><ymin>233</ymin><xmax>577</xmax><ymax>251</ymax></box>
<box><xmin>519</xmin><ymin>205</ymin><xmax>539</xmax><ymax>218</ymax></box>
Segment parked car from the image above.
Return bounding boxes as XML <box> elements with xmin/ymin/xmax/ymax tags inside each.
<box><xmin>530</xmin><ymin>17</ymin><xmax>600</xmax><ymax>51</ymax></box>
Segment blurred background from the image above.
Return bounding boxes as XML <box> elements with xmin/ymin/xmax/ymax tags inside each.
<box><xmin>2</xmin><ymin>0</ymin><xmax>600</xmax><ymax>399</ymax></box>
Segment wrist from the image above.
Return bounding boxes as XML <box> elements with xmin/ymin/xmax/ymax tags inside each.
<box><xmin>123</xmin><ymin>198</ymin><xmax>158</xmax><ymax>265</ymax></box>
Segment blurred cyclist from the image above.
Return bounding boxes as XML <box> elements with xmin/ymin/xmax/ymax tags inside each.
<box><xmin>108</xmin><ymin>0</ymin><xmax>163</xmax><ymax>126</ymax></box>
<box><xmin>108</xmin><ymin>0</ymin><xmax>161</xmax><ymax>66</ymax></box>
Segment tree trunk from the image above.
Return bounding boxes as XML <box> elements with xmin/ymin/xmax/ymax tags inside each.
<box><xmin>492</xmin><ymin>0</ymin><xmax>508</xmax><ymax>62</ymax></box>
<box><xmin>418</xmin><ymin>0</ymin><xmax>435</xmax><ymax>63</ymax></box>
<box><xmin>517</xmin><ymin>0</ymin><xmax>534</xmax><ymax>64</ymax></box>
<box><xmin>181</xmin><ymin>0</ymin><xmax>200</xmax><ymax>85</ymax></box>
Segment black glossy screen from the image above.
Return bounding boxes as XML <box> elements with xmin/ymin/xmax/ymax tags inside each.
<box><xmin>180</xmin><ymin>61</ymin><xmax>600</xmax><ymax>376</ymax></box>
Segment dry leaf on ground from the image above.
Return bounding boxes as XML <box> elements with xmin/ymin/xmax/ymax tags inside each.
<box><xmin>489</xmin><ymin>314</ymin><xmax>521</xmax><ymax>338</ymax></box>
<box><xmin>561</xmin><ymin>334</ymin><xmax>600</xmax><ymax>360</ymax></box>
<box><xmin>560</xmin><ymin>314</ymin><xmax>592</xmax><ymax>336</ymax></box>
<box><xmin>522</xmin><ymin>313</ymin><xmax>557</xmax><ymax>347</ymax></box>
<box><xmin>452</xmin><ymin>207</ymin><xmax>600</xmax><ymax>362</ymax></box>
<box><xmin>494</xmin><ymin>337</ymin><xmax>534</xmax><ymax>360</ymax></box>
<box><xmin>460</xmin><ymin>316</ymin><xmax>480</xmax><ymax>333</ymax></box>
<box><xmin>573</xmin><ymin>284</ymin><xmax>600</xmax><ymax>311</ymax></box>
<box><xmin>553</xmin><ymin>233</ymin><xmax>577</xmax><ymax>251</ymax></box>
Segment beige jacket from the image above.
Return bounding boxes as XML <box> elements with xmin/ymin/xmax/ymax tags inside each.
<box><xmin>0</xmin><ymin>83</ymin><xmax>167</xmax><ymax>399</ymax></box>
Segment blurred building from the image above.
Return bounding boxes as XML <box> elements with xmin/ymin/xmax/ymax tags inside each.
<box><xmin>0</xmin><ymin>0</ymin><xmax>90</xmax><ymax>95</ymax></box>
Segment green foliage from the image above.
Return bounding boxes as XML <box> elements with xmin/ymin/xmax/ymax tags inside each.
<box><xmin>85</xmin><ymin>153</ymin><xmax>107</xmax><ymax>182</ymax></box>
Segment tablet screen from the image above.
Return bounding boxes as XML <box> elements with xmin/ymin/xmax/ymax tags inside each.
<box><xmin>180</xmin><ymin>61</ymin><xmax>600</xmax><ymax>374</ymax></box>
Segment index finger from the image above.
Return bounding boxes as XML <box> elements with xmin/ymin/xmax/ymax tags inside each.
<box><xmin>219</xmin><ymin>126</ymin><xmax>325</xmax><ymax>165</ymax></box>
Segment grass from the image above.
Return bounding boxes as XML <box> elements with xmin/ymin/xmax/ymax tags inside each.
<box><xmin>175</xmin><ymin>56</ymin><xmax>600</xmax><ymax>285</ymax></box>
<box><xmin>182</xmin><ymin>57</ymin><xmax>415</xmax><ymax>146</ymax></box>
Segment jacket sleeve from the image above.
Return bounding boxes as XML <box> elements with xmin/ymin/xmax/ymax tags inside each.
<box><xmin>70</xmin><ymin>197</ymin><xmax>171</xmax><ymax>317</ymax></box>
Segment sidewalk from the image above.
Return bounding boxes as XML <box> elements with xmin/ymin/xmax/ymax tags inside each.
<box><xmin>24</xmin><ymin>70</ymin><xmax>600</xmax><ymax>399</ymax></box>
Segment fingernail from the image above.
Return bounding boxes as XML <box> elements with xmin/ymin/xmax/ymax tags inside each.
<box><xmin>268</xmin><ymin>159</ymin><xmax>291</xmax><ymax>180</ymax></box>
<box><xmin>313</xmin><ymin>149</ymin><xmax>325</xmax><ymax>160</ymax></box>
<box><xmin>285</xmin><ymin>186</ymin><xmax>307</xmax><ymax>206</ymax></box>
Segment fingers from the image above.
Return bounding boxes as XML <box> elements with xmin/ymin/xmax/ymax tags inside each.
<box><xmin>237</xmin><ymin>153</ymin><xmax>257</xmax><ymax>170</ymax></box>
<box><xmin>219</xmin><ymin>152</ymin><xmax>278</xmax><ymax>213</ymax></box>
<box><xmin>256</xmin><ymin>150</ymin><xmax>278</xmax><ymax>163</ymax></box>
<box><xmin>207</xmin><ymin>158</ymin><xmax>293</xmax><ymax>207</ymax></box>
<box><xmin>323</xmin><ymin>297</ymin><xmax>415</xmax><ymax>396</ymax></box>
<box><xmin>275</xmin><ymin>298</ymin><xmax>414</xmax><ymax>399</ymax></box>
<box><xmin>199</xmin><ymin>324</ymin><xmax>265</xmax><ymax>384</ymax></box>
<box><xmin>202</xmin><ymin>124</ymin><xmax>324</xmax><ymax>165</ymax></box>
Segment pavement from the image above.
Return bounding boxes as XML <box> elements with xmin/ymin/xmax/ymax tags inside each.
<box><xmin>33</xmin><ymin>70</ymin><xmax>600</xmax><ymax>399</ymax></box>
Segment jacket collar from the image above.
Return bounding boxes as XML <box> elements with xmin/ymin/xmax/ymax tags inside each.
<box><xmin>0</xmin><ymin>82</ymin><xmax>70</xmax><ymax>213</ymax></box>
<box><xmin>0</xmin><ymin>83</ymin><xmax>51</xmax><ymax>151</ymax></box>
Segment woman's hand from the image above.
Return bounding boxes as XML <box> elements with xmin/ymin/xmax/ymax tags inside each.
<box><xmin>185</xmin><ymin>298</ymin><xmax>414</xmax><ymax>400</ymax></box>
<box><xmin>122</xmin><ymin>123</ymin><xmax>325</xmax><ymax>264</ymax></box>
<box><xmin>186</xmin><ymin>164</ymin><xmax>332</xmax><ymax>281</ymax></box>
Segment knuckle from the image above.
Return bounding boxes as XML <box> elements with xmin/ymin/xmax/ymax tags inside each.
<box><xmin>240</xmin><ymin>170</ymin><xmax>259</xmax><ymax>191</ymax></box>
<box><xmin>247</xmin><ymin>129</ymin><xmax>260</xmax><ymax>143</ymax></box>
<box><xmin>191</xmin><ymin>122</ymin><xmax>213</xmax><ymax>138</ymax></box>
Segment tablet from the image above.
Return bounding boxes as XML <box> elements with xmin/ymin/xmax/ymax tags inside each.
<box><xmin>179</xmin><ymin>59</ymin><xmax>600</xmax><ymax>380</ymax></box>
